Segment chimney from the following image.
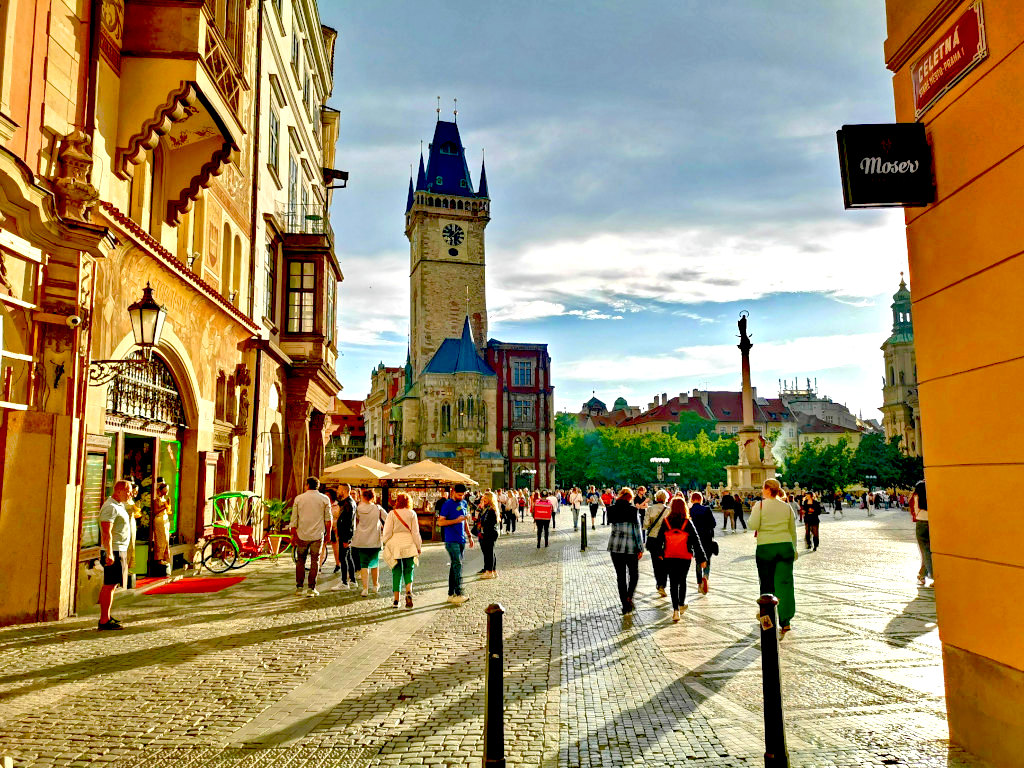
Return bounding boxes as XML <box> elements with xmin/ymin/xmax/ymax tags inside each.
<box><xmin>661</xmin><ymin>392</ymin><xmax>668</xmax><ymax>405</ymax></box>
<box><xmin>679</xmin><ymin>392</ymin><xmax>688</xmax><ymax>404</ymax></box>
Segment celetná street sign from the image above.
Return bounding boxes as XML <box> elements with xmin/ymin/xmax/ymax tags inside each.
<box><xmin>912</xmin><ymin>1</ymin><xmax>987</xmax><ymax>120</ymax></box>
<box><xmin>836</xmin><ymin>123</ymin><xmax>934</xmax><ymax>209</ymax></box>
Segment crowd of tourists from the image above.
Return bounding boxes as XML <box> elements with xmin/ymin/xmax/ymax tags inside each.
<box><xmin>93</xmin><ymin>471</ymin><xmax>931</xmax><ymax>631</ymax></box>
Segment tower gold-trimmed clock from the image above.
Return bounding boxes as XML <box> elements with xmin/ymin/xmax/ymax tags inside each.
<box><xmin>442</xmin><ymin>223</ymin><xmax>464</xmax><ymax>246</ymax></box>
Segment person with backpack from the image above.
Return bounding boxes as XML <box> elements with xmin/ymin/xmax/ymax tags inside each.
<box><xmin>688</xmin><ymin>491</ymin><xmax>717</xmax><ymax>592</ymax></box>
<box><xmin>643</xmin><ymin>489</ymin><xmax>672</xmax><ymax>597</ymax></box>
<box><xmin>749</xmin><ymin>478</ymin><xmax>799</xmax><ymax>636</ymax></box>
<box><xmin>658</xmin><ymin>496</ymin><xmax>708</xmax><ymax>622</ymax></box>
<box><xmin>532</xmin><ymin>490</ymin><xmax>553</xmax><ymax>548</ymax></box>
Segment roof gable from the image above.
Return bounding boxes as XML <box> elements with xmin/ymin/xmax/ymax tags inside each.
<box><xmin>423</xmin><ymin>317</ymin><xmax>495</xmax><ymax>376</ymax></box>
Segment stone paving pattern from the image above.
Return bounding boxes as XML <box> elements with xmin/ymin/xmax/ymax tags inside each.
<box><xmin>0</xmin><ymin>506</ymin><xmax>990</xmax><ymax>767</ymax></box>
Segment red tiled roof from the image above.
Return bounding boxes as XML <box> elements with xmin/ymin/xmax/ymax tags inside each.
<box><xmin>796</xmin><ymin>413</ymin><xmax>859</xmax><ymax>434</ymax></box>
<box><xmin>619</xmin><ymin>396</ymin><xmax>713</xmax><ymax>428</ymax></box>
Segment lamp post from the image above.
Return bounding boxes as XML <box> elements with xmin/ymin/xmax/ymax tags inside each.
<box><xmin>88</xmin><ymin>283</ymin><xmax>169</xmax><ymax>385</ymax></box>
<box><xmin>650</xmin><ymin>456</ymin><xmax>669</xmax><ymax>483</ymax></box>
<box><xmin>518</xmin><ymin>467</ymin><xmax>537</xmax><ymax>490</ymax></box>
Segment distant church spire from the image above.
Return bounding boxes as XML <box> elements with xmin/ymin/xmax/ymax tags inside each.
<box><xmin>415</xmin><ymin>151</ymin><xmax>426</xmax><ymax>191</ymax></box>
<box><xmin>405</xmin><ymin>176</ymin><xmax>414</xmax><ymax>212</ymax></box>
<box><xmin>478</xmin><ymin>152</ymin><xmax>489</xmax><ymax>199</ymax></box>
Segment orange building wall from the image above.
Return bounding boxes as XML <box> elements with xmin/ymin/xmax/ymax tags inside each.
<box><xmin>883</xmin><ymin>2</ymin><xmax>1024</xmax><ymax>765</ymax></box>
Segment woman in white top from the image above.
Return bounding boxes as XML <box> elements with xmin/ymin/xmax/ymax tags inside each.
<box><xmin>748</xmin><ymin>478</ymin><xmax>799</xmax><ymax>635</ymax></box>
<box><xmin>352</xmin><ymin>488</ymin><xmax>388</xmax><ymax>596</ymax></box>
<box><xmin>382</xmin><ymin>493</ymin><xmax>422</xmax><ymax>608</ymax></box>
<box><xmin>643</xmin><ymin>489</ymin><xmax>672</xmax><ymax>597</ymax></box>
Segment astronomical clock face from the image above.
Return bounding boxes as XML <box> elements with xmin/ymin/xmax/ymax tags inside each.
<box><xmin>442</xmin><ymin>223</ymin><xmax>464</xmax><ymax>246</ymax></box>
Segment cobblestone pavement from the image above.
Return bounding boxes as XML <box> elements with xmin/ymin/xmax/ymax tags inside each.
<box><xmin>0</xmin><ymin>507</ymin><xmax>989</xmax><ymax>767</ymax></box>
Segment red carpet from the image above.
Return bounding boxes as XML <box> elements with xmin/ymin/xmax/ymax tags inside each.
<box><xmin>134</xmin><ymin>577</ymin><xmax>164</xmax><ymax>589</ymax></box>
<box><xmin>144</xmin><ymin>576</ymin><xmax>245</xmax><ymax>595</ymax></box>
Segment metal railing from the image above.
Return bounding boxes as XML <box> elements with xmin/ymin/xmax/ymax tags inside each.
<box><xmin>279</xmin><ymin>202</ymin><xmax>334</xmax><ymax>242</ymax></box>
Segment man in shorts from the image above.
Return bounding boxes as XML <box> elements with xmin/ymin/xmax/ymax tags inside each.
<box><xmin>98</xmin><ymin>480</ymin><xmax>133</xmax><ymax>630</ymax></box>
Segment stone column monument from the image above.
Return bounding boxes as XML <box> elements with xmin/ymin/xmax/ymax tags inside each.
<box><xmin>725</xmin><ymin>313</ymin><xmax>777</xmax><ymax>493</ymax></box>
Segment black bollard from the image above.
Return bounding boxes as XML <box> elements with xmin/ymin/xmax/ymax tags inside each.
<box><xmin>483</xmin><ymin>603</ymin><xmax>506</xmax><ymax>768</ymax></box>
<box><xmin>757</xmin><ymin>594</ymin><xmax>790</xmax><ymax>768</ymax></box>
<box><xmin>580</xmin><ymin>511</ymin><xmax>588</xmax><ymax>551</ymax></box>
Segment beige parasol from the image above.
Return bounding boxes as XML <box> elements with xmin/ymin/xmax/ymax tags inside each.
<box><xmin>382</xmin><ymin>459</ymin><xmax>480</xmax><ymax>485</ymax></box>
<box><xmin>320</xmin><ymin>456</ymin><xmax>391</xmax><ymax>484</ymax></box>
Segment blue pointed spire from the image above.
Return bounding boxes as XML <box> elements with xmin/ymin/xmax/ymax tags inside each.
<box><xmin>405</xmin><ymin>176</ymin><xmax>414</xmax><ymax>212</ymax></box>
<box><xmin>477</xmin><ymin>157</ymin><xmax>489</xmax><ymax>199</ymax></box>
<box><xmin>415</xmin><ymin>152</ymin><xmax>427</xmax><ymax>191</ymax></box>
<box><xmin>422</xmin><ymin>316</ymin><xmax>495</xmax><ymax>376</ymax></box>
<box><xmin>423</xmin><ymin>121</ymin><xmax>475</xmax><ymax>196</ymax></box>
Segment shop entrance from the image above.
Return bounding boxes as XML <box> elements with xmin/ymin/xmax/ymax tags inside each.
<box><xmin>103</xmin><ymin>352</ymin><xmax>186</xmax><ymax>576</ymax></box>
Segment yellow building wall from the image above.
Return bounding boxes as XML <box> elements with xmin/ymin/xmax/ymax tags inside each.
<box><xmin>883</xmin><ymin>2</ymin><xmax>1024</xmax><ymax>765</ymax></box>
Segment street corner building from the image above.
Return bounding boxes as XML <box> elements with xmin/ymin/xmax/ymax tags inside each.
<box><xmin>0</xmin><ymin>0</ymin><xmax>346</xmax><ymax>625</ymax></box>
<box><xmin>364</xmin><ymin>118</ymin><xmax>555</xmax><ymax>490</ymax></box>
<box><xmin>880</xmin><ymin>1</ymin><xmax>1024</xmax><ymax>764</ymax></box>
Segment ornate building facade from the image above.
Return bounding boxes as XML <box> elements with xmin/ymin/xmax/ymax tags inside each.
<box><xmin>365</xmin><ymin>118</ymin><xmax>555</xmax><ymax>489</ymax></box>
<box><xmin>880</xmin><ymin>276</ymin><xmax>920</xmax><ymax>456</ymax></box>
<box><xmin>0</xmin><ymin>0</ymin><xmax>344</xmax><ymax>626</ymax></box>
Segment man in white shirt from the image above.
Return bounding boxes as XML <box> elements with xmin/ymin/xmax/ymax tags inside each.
<box><xmin>290</xmin><ymin>477</ymin><xmax>332</xmax><ymax>596</ymax></box>
<box><xmin>98</xmin><ymin>480</ymin><xmax>132</xmax><ymax>630</ymax></box>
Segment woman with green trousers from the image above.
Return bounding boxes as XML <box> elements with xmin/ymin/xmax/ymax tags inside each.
<box><xmin>748</xmin><ymin>478</ymin><xmax>798</xmax><ymax>634</ymax></box>
<box><xmin>382</xmin><ymin>492</ymin><xmax>422</xmax><ymax>608</ymax></box>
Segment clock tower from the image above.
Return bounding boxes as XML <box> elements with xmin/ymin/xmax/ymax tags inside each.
<box><xmin>405</xmin><ymin>119</ymin><xmax>491</xmax><ymax>376</ymax></box>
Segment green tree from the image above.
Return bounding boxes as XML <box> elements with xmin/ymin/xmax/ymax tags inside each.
<box><xmin>667</xmin><ymin>411</ymin><xmax>718</xmax><ymax>441</ymax></box>
<box><xmin>780</xmin><ymin>437</ymin><xmax>854</xmax><ymax>493</ymax></box>
<box><xmin>554</xmin><ymin>412</ymin><xmax>579</xmax><ymax>441</ymax></box>
<box><xmin>852</xmin><ymin>433</ymin><xmax>902</xmax><ymax>488</ymax></box>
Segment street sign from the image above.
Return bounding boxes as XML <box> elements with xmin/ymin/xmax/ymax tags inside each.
<box><xmin>913</xmin><ymin>1</ymin><xmax>987</xmax><ymax>119</ymax></box>
<box><xmin>667</xmin><ymin>472</ymin><xmax>680</xmax><ymax>477</ymax></box>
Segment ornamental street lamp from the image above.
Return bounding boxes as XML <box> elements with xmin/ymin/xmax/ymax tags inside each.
<box><xmin>518</xmin><ymin>467</ymin><xmax>538</xmax><ymax>490</ymax></box>
<box><xmin>88</xmin><ymin>282</ymin><xmax>169</xmax><ymax>385</ymax></box>
<box><xmin>650</xmin><ymin>456</ymin><xmax>669</xmax><ymax>482</ymax></box>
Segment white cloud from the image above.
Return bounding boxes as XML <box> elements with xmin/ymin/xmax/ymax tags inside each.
<box><xmin>566</xmin><ymin>309</ymin><xmax>623</xmax><ymax>321</ymax></box>
<box><xmin>673</xmin><ymin>311</ymin><xmax>716</xmax><ymax>324</ymax></box>
<box><xmin>489</xmin><ymin>300</ymin><xmax>566</xmax><ymax>323</ymax></box>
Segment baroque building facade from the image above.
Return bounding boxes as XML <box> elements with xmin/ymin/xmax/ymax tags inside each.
<box><xmin>880</xmin><ymin>276</ymin><xmax>920</xmax><ymax>456</ymax></box>
<box><xmin>365</xmin><ymin>118</ymin><xmax>555</xmax><ymax>489</ymax></box>
<box><xmin>0</xmin><ymin>0</ymin><xmax>344</xmax><ymax>626</ymax></box>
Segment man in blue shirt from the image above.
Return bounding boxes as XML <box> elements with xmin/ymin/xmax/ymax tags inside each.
<box><xmin>438</xmin><ymin>482</ymin><xmax>474</xmax><ymax>604</ymax></box>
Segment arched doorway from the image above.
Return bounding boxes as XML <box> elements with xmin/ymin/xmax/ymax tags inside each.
<box><xmin>103</xmin><ymin>351</ymin><xmax>188</xmax><ymax>576</ymax></box>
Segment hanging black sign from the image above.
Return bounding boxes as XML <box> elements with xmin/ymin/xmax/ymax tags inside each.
<box><xmin>836</xmin><ymin>123</ymin><xmax>935</xmax><ymax>209</ymax></box>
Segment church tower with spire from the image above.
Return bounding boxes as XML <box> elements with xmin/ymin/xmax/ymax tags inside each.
<box><xmin>405</xmin><ymin>119</ymin><xmax>491</xmax><ymax>376</ymax></box>
<box><xmin>880</xmin><ymin>274</ymin><xmax>921</xmax><ymax>456</ymax></box>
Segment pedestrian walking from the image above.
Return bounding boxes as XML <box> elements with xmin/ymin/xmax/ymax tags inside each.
<box><xmin>735</xmin><ymin>495</ymin><xmax>749</xmax><ymax>531</ymax></box>
<box><xmin>600</xmin><ymin>488</ymin><xmax>613</xmax><ymax>524</ymax></box>
<box><xmin>352</xmin><ymin>488</ymin><xmax>387</xmax><ymax>596</ymax></box>
<box><xmin>439</xmin><ymin>482</ymin><xmax>474</xmax><ymax>604</ymax></box>
<box><xmin>587</xmin><ymin>485</ymin><xmax>600</xmax><ymax>529</ymax></box>
<box><xmin>657</xmin><ymin>496</ymin><xmax>708</xmax><ymax>622</ymax></box>
<box><xmin>290</xmin><ymin>477</ymin><xmax>333</xmax><ymax>597</ymax></box>
<box><xmin>478</xmin><ymin>491</ymin><xmax>500</xmax><ymax>578</ymax></box>
<box><xmin>833</xmin><ymin>493</ymin><xmax>843</xmax><ymax>518</ymax></box>
<box><xmin>551</xmin><ymin>489</ymin><xmax>559</xmax><ymax>529</ymax></box>
<box><xmin>97</xmin><ymin>479</ymin><xmax>133</xmax><ymax>630</ymax></box>
<box><xmin>321</xmin><ymin>488</ymin><xmax>340</xmax><ymax>571</ymax></box>
<box><xmin>911</xmin><ymin>479</ymin><xmax>933</xmax><ymax>587</ymax></box>
<box><xmin>532</xmin><ymin>490</ymin><xmax>552</xmax><ymax>547</ymax></box>
<box><xmin>721</xmin><ymin>493</ymin><xmax>736</xmax><ymax>531</ymax></box>
<box><xmin>801</xmin><ymin>492</ymin><xmax>821</xmax><ymax>551</ymax></box>
<box><xmin>570</xmin><ymin>487</ymin><xmax>583</xmax><ymax>531</ymax></box>
<box><xmin>749</xmin><ymin>478</ymin><xmax>798</xmax><ymax>635</ymax></box>
<box><xmin>643</xmin><ymin>489</ymin><xmax>671</xmax><ymax>597</ymax></box>
<box><xmin>381</xmin><ymin>492</ymin><xmax>422</xmax><ymax>608</ymax></box>
<box><xmin>688</xmin><ymin>492</ymin><xmax>717</xmax><ymax>592</ymax></box>
<box><xmin>607</xmin><ymin>487</ymin><xmax>644</xmax><ymax>615</ymax></box>
<box><xmin>518</xmin><ymin>491</ymin><xmax>527</xmax><ymax>522</ymax></box>
<box><xmin>330</xmin><ymin>484</ymin><xmax>357</xmax><ymax>591</ymax></box>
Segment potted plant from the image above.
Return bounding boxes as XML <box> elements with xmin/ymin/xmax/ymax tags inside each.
<box><xmin>264</xmin><ymin>499</ymin><xmax>292</xmax><ymax>554</ymax></box>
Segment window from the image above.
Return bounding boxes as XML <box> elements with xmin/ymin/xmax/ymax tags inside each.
<box><xmin>264</xmin><ymin>241</ymin><xmax>277</xmax><ymax>322</ymax></box>
<box><xmin>326</xmin><ymin>272</ymin><xmax>336</xmax><ymax>345</ymax></box>
<box><xmin>460</xmin><ymin>179</ymin><xmax>467</xmax><ymax>188</ymax></box>
<box><xmin>271</xmin><ymin>0</ymin><xmax>282</xmax><ymax>22</ymax></box>
<box><xmin>288</xmin><ymin>155</ymin><xmax>299</xmax><ymax>211</ymax></box>
<box><xmin>441</xmin><ymin>402</ymin><xmax>452</xmax><ymax>435</ymax></box>
<box><xmin>286</xmin><ymin>261</ymin><xmax>315</xmax><ymax>332</ymax></box>
<box><xmin>303</xmin><ymin>74</ymin><xmax>311</xmax><ymax>118</ymax></box>
<box><xmin>512</xmin><ymin>437</ymin><xmax>522</xmax><ymax>458</ymax></box>
<box><xmin>513</xmin><ymin>399</ymin><xmax>532</xmax><ymax>423</ymax></box>
<box><xmin>268</xmin><ymin>108</ymin><xmax>280</xmax><ymax>173</ymax></box>
<box><xmin>457</xmin><ymin>397</ymin><xmax>466</xmax><ymax>428</ymax></box>
<box><xmin>523</xmin><ymin>437</ymin><xmax>534</xmax><ymax>457</ymax></box>
<box><xmin>435</xmin><ymin>176</ymin><xmax>443</xmax><ymax>185</ymax></box>
<box><xmin>467</xmin><ymin>396</ymin><xmax>475</xmax><ymax>420</ymax></box>
<box><xmin>513</xmin><ymin>360</ymin><xmax>533</xmax><ymax>387</ymax></box>
<box><xmin>291</xmin><ymin>25</ymin><xmax>301</xmax><ymax>78</ymax></box>
<box><xmin>439</xmin><ymin>142</ymin><xmax>458</xmax><ymax>155</ymax></box>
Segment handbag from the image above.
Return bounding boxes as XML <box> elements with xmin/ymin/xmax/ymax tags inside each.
<box><xmin>644</xmin><ymin>505</ymin><xmax>669</xmax><ymax>553</ymax></box>
<box><xmin>385</xmin><ymin>510</ymin><xmax>420</xmax><ymax>566</ymax></box>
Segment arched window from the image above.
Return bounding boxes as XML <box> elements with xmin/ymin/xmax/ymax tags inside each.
<box><xmin>512</xmin><ymin>437</ymin><xmax>522</xmax><ymax>458</ymax></box>
<box><xmin>457</xmin><ymin>200</ymin><xmax>464</xmax><ymax>210</ymax></box>
<box><xmin>441</xmin><ymin>402</ymin><xmax>451</xmax><ymax>435</ymax></box>
<box><xmin>426</xmin><ymin>196</ymin><xmax>433</xmax><ymax>206</ymax></box>
<box><xmin>899</xmin><ymin>371</ymin><xmax>905</xmax><ymax>385</ymax></box>
<box><xmin>523</xmin><ymin>436</ymin><xmax>534</xmax><ymax>457</ymax></box>
<box><xmin>442</xmin><ymin>198</ymin><xmax>449</xmax><ymax>209</ymax></box>
<box><xmin>467</xmin><ymin>396</ymin><xmax>475</xmax><ymax>421</ymax></box>
<box><xmin>457</xmin><ymin>397</ymin><xmax>465</xmax><ymax>428</ymax></box>
<box><xmin>215</xmin><ymin>371</ymin><xmax>227</xmax><ymax>421</ymax></box>
<box><xmin>889</xmin><ymin>367</ymin><xmax>895</xmax><ymax>386</ymax></box>
<box><xmin>232</xmin><ymin>234</ymin><xmax>243</xmax><ymax>307</ymax></box>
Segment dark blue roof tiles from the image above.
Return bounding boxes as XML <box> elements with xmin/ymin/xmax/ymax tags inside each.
<box><xmin>423</xmin><ymin>120</ymin><xmax>476</xmax><ymax>197</ymax></box>
<box><xmin>477</xmin><ymin>158</ymin><xmax>489</xmax><ymax>199</ymax></box>
<box><xmin>405</xmin><ymin>177</ymin><xmax>414</xmax><ymax>212</ymax></box>
<box><xmin>422</xmin><ymin>317</ymin><xmax>496</xmax><ymax>376</ymax></box>
<box><xmin>415</xmin><ymin>152</ymin><xmax>427</xmax><ymax>191</ymax></box>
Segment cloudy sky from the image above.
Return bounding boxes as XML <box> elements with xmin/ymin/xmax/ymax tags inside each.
<box><xmin>322</xmin><ymin>1</ymin><xmax>908</xmax><ymax>419</ymax></box>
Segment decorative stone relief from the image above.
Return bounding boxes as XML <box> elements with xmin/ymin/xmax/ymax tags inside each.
<box><xmin>53</xmin><ymin>131</ymin><xmax>100</xmax><ymax>221</ymax></box>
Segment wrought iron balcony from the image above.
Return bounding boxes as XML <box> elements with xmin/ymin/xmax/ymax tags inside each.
<box><xmin>279</xmin><ymin>202</ymin><xmax>334</xmax><ymax>243</ymax></box>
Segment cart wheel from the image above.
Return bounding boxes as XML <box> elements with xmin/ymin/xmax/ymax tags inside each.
<box><xmin>202</xmin><ymin>537</ymin><xmax>238</xmax><ymax>573</ymax></box>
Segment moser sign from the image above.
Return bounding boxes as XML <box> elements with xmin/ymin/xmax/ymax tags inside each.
<box><xmin>913</xmin><ymin>1</ymin><xmax>987</xmax><ymax>119</ymax></box>
<box><xmin>836</xmin><ymin>123</ymin><xmax>934</xmax><ymax>209</ymax></box>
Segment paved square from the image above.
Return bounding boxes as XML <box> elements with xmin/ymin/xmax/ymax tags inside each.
<box><xmin>0</xmin><ymin>507</ymin><xmax>989</xmax><ymax>767</ymax></box>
